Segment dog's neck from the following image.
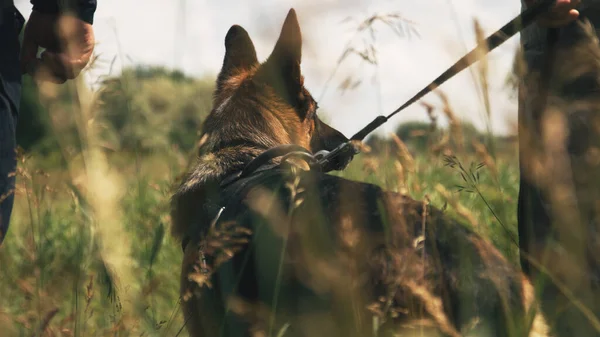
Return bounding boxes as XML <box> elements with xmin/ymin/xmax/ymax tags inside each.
<box><xmin>186</xmin><ymin>138</ymin><xmax>285</xmax><ymax>188</ymax></box>
<box><xmin>170</xmin><ymin>141</ymin><xmax>270</xmax><ymax>241</ymax></box>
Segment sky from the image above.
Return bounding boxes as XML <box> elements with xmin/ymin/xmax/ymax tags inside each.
<box><xmin>15</xmin><ymin>0</ymin><xmax>525</xmax><ymax>138</ymax></box>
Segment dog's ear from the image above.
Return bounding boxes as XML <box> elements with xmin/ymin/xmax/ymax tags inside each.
<box><xmin>267</xmin><ymin>8</ymin><xmax>302</xmax><ymax>70</ymax></box>
<box><xmin>217</xmin><ymin>25</ymin><xmax>258</xmax><ymax>87</ymax></box>
<box><xmin>257</xmin><ymin>9</ymin><xmax>303</xmax><ymax>101</ymax></box>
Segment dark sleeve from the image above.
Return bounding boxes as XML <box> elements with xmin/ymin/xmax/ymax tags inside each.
<box><xmin>30</xmin><ymin>0</ymin><xmax>97</xmax><ymax>25</ymax></box>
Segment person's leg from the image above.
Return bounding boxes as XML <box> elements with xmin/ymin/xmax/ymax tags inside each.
<box><xmin>517</xmin><ymin>30</ymin><xmax>555</xmax><ymax>278</ymax></box>
<box><xmin>0</xmin><ymin>5</ymin><xmax>24</xmax><ymax>245</ymax></box>
<box><xmin>519</xmin><ymin>20</ymin><xmax>600</xmax><ymax>337</ymax></box>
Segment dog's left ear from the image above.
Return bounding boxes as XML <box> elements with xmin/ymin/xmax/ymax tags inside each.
<box><xmin>257</xmin><ymin>9</ymin><xmax>303</xmax><ymax>101</ymax></box>
<box><xmin>217</xmin><ymin>25</ymin><xmax>259</xmax><ymax>90</ymax></box>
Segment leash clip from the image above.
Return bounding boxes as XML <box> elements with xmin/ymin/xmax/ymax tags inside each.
<box><xmin>197</xmin><ymin>207</ymin><xmax>225</xmax><ymax>275</ymax></box>
<box><xmin>316</xmin><ymin>141</ymin><xmax>360</xmax><ymax>173</ymax></box>
<box><xmin>198</xmin><ymin>243</ymin><xmax>210</xmax><ymax>275</ymax></box>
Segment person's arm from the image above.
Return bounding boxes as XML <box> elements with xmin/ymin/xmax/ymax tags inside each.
<box><xmin>29</xmin><ymin>0</ymin><xmax>97</xmax><ymax>24</ymax></box>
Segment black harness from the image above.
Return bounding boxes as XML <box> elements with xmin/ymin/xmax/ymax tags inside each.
<box><xmin>181</xmin><ymin>144</ymin><xmax>326</xmax><ymax>253</ymax></box>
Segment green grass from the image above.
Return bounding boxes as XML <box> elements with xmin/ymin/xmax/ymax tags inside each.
<box><xmin>0</xmin><ymin>137</ymin><xmax>522</xmax><ymax>336</ymax></box>
<box><xmin>0</xmin><ymin>58</ymin><xmax>525</xmax><ymax>336</ymax></box>
<box><xmin>0</xmin><ymin>150</ymin><xmax>186</xmax><ymax>336</ymax></box>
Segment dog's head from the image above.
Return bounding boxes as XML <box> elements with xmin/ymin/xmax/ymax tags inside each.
<box><xmin>201</xmin><ymin>9</ymin><xmax>348</xmax><ymax>156</ymax></box>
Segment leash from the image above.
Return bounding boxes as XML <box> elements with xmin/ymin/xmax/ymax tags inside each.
<box><xmin>318</xmin><ymin>0</ymin><xmax>559</xmax><ymax>173</ymax></box>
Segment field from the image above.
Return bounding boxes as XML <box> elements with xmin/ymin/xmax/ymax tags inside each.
<box><xmin>5</xmin><ymin>0</ymin><xmax>600</xmax><ymax>334</ymax></box>
<box><xmin>0</xmin><ymin>63</ymin><xmax>527</xmax><ymax>336</ymax></box>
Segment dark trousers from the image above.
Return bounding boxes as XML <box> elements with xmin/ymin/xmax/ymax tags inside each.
<box><xmin>518</xmin><ymin>19</ymin><xmax>600</xmax><ymax>337</ymax></box>
<box><xmin>0</xmin><ymin>5</ymin><xmax>23</xmax><ymax>245</ymax></box>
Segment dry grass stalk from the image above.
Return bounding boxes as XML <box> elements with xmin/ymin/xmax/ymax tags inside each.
<box><xmin>539</xmin><ymin>110</ymin><xmax>590</xmax><ymax>289</ymax></box>
<box><xmin>390</xmin><ymin>134</ymin><xmax>415</xmax><ymax>174</ymax></box>
<box><xmin>226</xmin><ymin>296</ymin><xmax>275</xmax><ymax>337</ymax></box>
<box><xmin>352</xmin><ymin>139</ymin><xmax>372</xmax><ymax>154</ymax></box>
<box><xmin>401</xmin><ymin>280</ymin><xmax>462</xmax><ymax>337</ymax></box>
<box><xmin>246</xmin><ymin>186</ymin><xmax>293</xmax><ymax>238</ymax></box>
<box><xmin>394</xmin><ymin>160</ymin><xmax>408</xmax><ymax>195</ymax></box>
<box><xmin>363</xmin><ymin>156</ymin><xmax>380</xmax><ymax>175</ymax></box>
<box><xmin>391</xmin><ymin>134</ymin><xmax>421</xmax><ymax>195</ymax></box>
<box><xmin>319</xmin><ymin>12</ymin><xmax>417</xmax><ymax>101</ymax></box>
<box><xmin>31</xmin><ymin>307</ymin><xmax>60</xmax><ymax>337</ymax></box>
<box><xmin>184</xmin><ymin>219</ymin><xmax>252</xmax><ymax>301</ymax></box>
<box><xmin>75</xmin><ymin>75</ymin><xmax>139</xmax><ymax>314</ymax></box>
<box><xmin>430</xmin><ymin>132</ymin><xmax>451</xmax><ymax>156</ymax></box>
<box><xmin>472</xmin><ymin>139</ymin><xmax>499</xmax><ymax>183</ymax></box>
<box><xmin>31</xmin><ymin>61</ymin><xmax>139</xmax><ymax>323</ymax></box>
<box><xmin>523</xmin><ymin>252</ymin><xmax>600</xmax><ymax>334</ymax></box>
<box><xmin>420</xmin><ymin>101</ymin><xmax>439</xmax><ymax>133</ymax></box>
<box><xmin>434</xmin><ymin>184</ymin><xmax>478</xmax><ymax>229</ymax></box>
<box><xmin>436</xmin><ymin>91</ymin><xmax>464</xmax><ymax>153</ymax></box>
<box><xmin>473</xmin><ymin>19</ymin><xmax>494</xmax><ymax>140</ymax></box>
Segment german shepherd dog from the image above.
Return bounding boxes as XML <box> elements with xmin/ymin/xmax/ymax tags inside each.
<box><xmin>172</xmin><ymin>9</ymin><xmax>548</xmax><ymax>337</ymax></box>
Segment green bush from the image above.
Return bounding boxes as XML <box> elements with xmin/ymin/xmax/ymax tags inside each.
<box><xmin>96</xmin><ymin>66</ymin><xmax>215</xmax><ymax>153</ymax></box>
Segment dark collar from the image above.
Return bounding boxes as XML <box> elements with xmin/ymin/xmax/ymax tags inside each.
<box><xmin>181</xmin><ymin>144</ymin><xmax>318</xmax><ymax>252</ymax></box>
<box><xmin>219</xmin><ymin>144</ymin><xmax>318</xmax><ymax>189</ymax></box>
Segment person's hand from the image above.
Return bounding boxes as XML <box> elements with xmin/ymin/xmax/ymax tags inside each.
<box><xmin>526</xmin><ymin>0</ymin><xmax>581</xmax><ymax>27</ymax></box>
<box><xmin>20</xmin><ymin>10</ymin><xmax>95</xmax><ymax>84</ymax></box>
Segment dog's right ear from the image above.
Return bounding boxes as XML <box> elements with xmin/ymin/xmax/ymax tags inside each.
<box><xmin>217</xmin><ymin>25</ymin><xmax>258</xmax><ymax>87</ymax></box>
<box><xmin>255</xmin><ymin>9</ymin><xmax>304</xmax><ymax>106</ymax></box>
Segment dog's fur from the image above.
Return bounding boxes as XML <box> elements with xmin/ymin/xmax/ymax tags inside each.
<box><xmin>172</xmin><ymin>9</ymin><xmax>548</xmax><ymax>337</ymax></box>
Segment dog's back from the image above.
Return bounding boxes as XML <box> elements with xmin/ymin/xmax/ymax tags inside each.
<box><xmin>180</xmin><ymin>165</ymin><xmax>546</xmax><ymax>337</ymax></box>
